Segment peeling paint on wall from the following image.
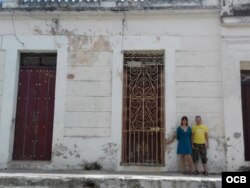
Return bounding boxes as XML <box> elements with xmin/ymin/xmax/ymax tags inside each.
<box><xmin>98</xmin><ymin>143</ymin><xmax>118</xmax><ymax>170</ymax></box>
<box><xmin>52</xmin><ymin>143</ymin><xmax>68</xmax><ymax>157</ymax></box>
<box><xmin>33</xmin><ymin>25</ymin><xmax>43</xmax><ymax>34</ymax></box>
<box><xmin>91</xmin><ymin>36</ymin><xmax>112</xmax><ymax>52</ymax></box>
<box><xmin>68</xmin><ymin>36</ymin><xmax>91</xmax><ymax>51</ymax></box>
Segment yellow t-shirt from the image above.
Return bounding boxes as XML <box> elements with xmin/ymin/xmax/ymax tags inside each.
<box><xmin>192</xmin><ymin>124</ymin><xmax>208</xmax><ymax>144</ymax></box>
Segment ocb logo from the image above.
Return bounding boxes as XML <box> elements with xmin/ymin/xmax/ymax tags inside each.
<box><xmin>226</xmin><ymin>176</ymin><xmax>247</xmax><ymax>184</ymax></box>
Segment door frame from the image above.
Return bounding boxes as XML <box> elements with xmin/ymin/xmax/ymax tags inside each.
<box><xmin>109</xmin><ymin>36</ymin><xmax>180</xmax><ymax>171</ymax></box>
<box><xmin>121</xmin><ymin>51</ymin><xmax>165</xmax><ymax>166</ymax></box>
<box><xmin>222</xmin><ymin>37</ymin><xmax>250</xmax><ymax>171</ymax></box>
<box><xmin>0</xmin><ymin>36</ymin><xmax>67</xmax><ymax>167</ymax></box>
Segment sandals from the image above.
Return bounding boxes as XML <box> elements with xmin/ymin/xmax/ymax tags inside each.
<box><xmin>193</xmin><ymin>170</ymin><xmax>199</xmax><ymax>175</ymax></box>
<box><xmin>203</xmin><ymin>171</ymin><xmax>208</xmax><ymax>176</ymax></box>
<box><xmin>184</xmin><ymin>170</ymin><xmax>208</xmax><ymax>176</ymax></box>
<box><xmin>183</xmin><ymin>171</ymin><xmax>196</xmax><ymax>175</ymax></box>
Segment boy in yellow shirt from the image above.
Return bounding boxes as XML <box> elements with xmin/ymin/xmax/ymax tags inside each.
<box><xmin>192</xmin><ymin>116</ymin><xmax>209</xmax><ymax>176</ymax></box>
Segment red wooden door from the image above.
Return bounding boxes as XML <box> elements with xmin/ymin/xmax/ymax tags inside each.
<box><xmin>241</xmin><ymin>70</ymin><xmax>250</xmax><ymax>161</ymax></box>
<box><xmin>13</xmin><ymin>54</ymin><xmax>56</xmax><ymax>161</ymax></box>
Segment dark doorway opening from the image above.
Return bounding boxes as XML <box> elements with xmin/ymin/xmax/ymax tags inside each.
<box><xmin>241</xmin><ymin>70</ymin><xmax>250</xmax><ymax>161</ymax></box>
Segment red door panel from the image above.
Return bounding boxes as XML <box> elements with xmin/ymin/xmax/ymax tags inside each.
<box><xmin>13</xmin><ymin>54</ymin><xmax>56</xmax><ymax>161</ymax></box>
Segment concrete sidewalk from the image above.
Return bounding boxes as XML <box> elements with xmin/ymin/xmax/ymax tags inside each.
<box><xmin>0</xmin><ymin>170</ymin><xmax>221</xmax><ymax>188</ymax></box>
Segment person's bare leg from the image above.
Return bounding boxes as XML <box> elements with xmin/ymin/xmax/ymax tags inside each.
<box><xmin>186</xmin><ymin>154</ymin><xmax>194</xmax><ymax>174</ymax></box>
<box><xmin>179</xmin><ymin>155</ymin><xmax>186</xmax><ymax>173</ymax></box>
<box><xmin>183</xmin><ymin>155</ymin><xmax>188</xmax><ymax>172</ymax></box>
<box><xmin>183</xmin><ymin>155</ymin><xmax>188</xmax><ymax>173</ymax></box>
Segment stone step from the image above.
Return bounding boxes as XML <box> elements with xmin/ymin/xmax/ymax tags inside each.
<box><xmin>0</xmin><ymin>170</ymin><xmax>221</xmax><ymax>188</ymax></box>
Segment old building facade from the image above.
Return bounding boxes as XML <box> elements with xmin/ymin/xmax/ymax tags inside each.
<box><xmin>0</xmin><ymin>0</ymin><xmax>250</xmax><ymax>173</ymax></box>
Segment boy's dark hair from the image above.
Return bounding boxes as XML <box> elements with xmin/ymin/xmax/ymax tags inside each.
<box><xmin>195</xmin><ymin>115</ymin><xmax>201</xmax><ymax>119</ymax></box>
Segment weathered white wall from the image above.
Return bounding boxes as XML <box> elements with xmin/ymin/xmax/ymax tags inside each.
<box><xmin>175</xmin><ymin>33</ymin><xmax>225</xmax><ymax>171</ymax></box>
<box><xmin>0</xmin><ymin>50</ymin><xmax>5</xmax><ymax>130</ymax></box>
<box><xmin>65</xmin><ymin>35</ymin><xmax>112</xmax><ymax>138</ymax></box>
<box><xmin>0</xmin><ymin>9</ymin><xmax>244</xmax><ymax>172</ymax></box>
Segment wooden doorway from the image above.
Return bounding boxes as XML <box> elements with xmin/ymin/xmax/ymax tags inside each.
<box><xmin>241</xmin><ymin>70</ymin><xmax>250</xmax><ymax>161</ymax></box>
<box><xmin>13</xmin><ymin>53</ymin><xmax>56</xmax><ymax>161</ymax></box>
<box><xmin>122</xmin><ymin>51</ymin><xmax>165</xmax><ymax>166</ymax></box>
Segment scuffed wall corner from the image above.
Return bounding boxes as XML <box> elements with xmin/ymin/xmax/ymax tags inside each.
<box><xmin>224</xmin><ymin>133</ymin><xmax>245</xmax><ymax>171</ymax></box>
<box><xmin>52</xmin><ymin>143</ymin><xmax>69</xmax><ymax>159</ymax></box>
<box><xmin>207</xmin><ymin>137</ymin><xmax>227</xmax><ymax>172</ymax></box>
<box><xmin>50</xmin><ymin>140</ymin><xmax>119</xmax><ymax>171</ymax></box>
<box><xmin>165</xmin><ymin>142</ymin><xmax>178</xmax><ymax>172</ymax></box>
<box><xmin>98</xmin><ymin>142</ymin><xmax>118</xmax><ymax>170</ymax></box>
<box><xmin>165</xmin><ymin>126</ymin><xmax>178</xmax><ymax>171</ymax></box>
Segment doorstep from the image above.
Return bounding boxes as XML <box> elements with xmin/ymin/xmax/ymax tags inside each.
<box><xmin>0</xmin><ymin>170</ymin><xmax>222</xmax><ymax>188</ymax></box>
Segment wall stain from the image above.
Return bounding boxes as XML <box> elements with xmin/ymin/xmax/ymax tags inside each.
<box><xmin>68</xmin><ymin>51</ymin><xmax>97</xmax><ymax>65</ymax></box>
<box><xmin>68</xmin><ymin>35</ymin><xmax>91</xmax><ymax>51</ymax></box>
<box><xmin>98</xmin><ymin>142</ymin><xmax>118</xmax><ymax>170</ymax></box>
<box><xmin>67</xmin><ymin>73</ymin><xmax>75</xmax><ymax>80</ymax></box>
<box><xmin>76</xmin><ymin>154</ymin><xmax>81</xmax><ymax>158</ymax></box>
<box><xmin>233</xmin><ymin>132</ymin><xmax>241</xmax><ymax>139</ymax></box>
<box><xmin>33</xmin><ymin>26</ymin><xmax>43</xmax><ymax>34</ymax></box>
<box><xmin>53</xmin><ymin>143</ymin><xmax>68</xmax><ymax>157</ymax></box>
<box><xmin>91</xmin><ymin>36</ymin><xmax>112</xmax><ymax>52</ymax></box>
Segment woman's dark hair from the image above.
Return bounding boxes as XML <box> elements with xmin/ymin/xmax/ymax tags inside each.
<box><xmin>181</xmin><ymin>116</ymin><xmax>188</xmax><ymax>126</ymax></box>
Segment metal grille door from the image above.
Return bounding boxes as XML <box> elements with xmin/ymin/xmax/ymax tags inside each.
<box><xmin>13</xmin><ymin>54</ymin><xmax>56</xmax><ymax>161</ymax></box>
<box><xmin>122</xmin><ymin>51</ymin><xmax>165</xmax><ymax>165</ymax></box>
